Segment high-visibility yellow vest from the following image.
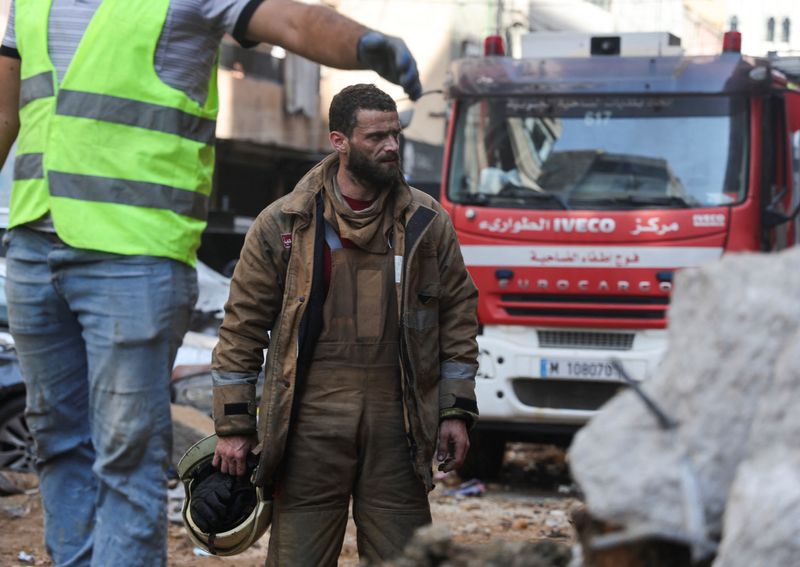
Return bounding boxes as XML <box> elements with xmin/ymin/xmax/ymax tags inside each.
<box><xmin>11</xmin><ymin>0</ymin><xmax>218</xmax><ymax>265</ymax></box>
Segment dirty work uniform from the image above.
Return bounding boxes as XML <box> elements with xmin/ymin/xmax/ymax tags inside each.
<box><xmin>212</xmin><ymin>155</ymin><xmax>480</xmax><ymax>562</ymax></box>
<box><xmin>213</xmin><ymin>155</ymin><xmax>480</xmax><ymax>493</ymax></box>
<box><xmin>267</xmin><ymin>222</ymin><xmax>431</xmax><ymax>565</ymax></box>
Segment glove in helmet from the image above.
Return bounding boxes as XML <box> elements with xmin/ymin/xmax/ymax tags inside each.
<box><xmin>178</xmin><ymin>434</ymin><xmax>272</xmax><ymax>556</ymax></box>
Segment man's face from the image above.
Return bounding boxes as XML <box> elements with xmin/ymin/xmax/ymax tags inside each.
<box><xmin>344</xmin><ymin>109</ymin><xmax>402</xmax><ymax>189</ymax></box>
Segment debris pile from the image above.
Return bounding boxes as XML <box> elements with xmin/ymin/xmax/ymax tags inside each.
<box><xmin>503</xmin><ymin>443</ymin><xmax>573</xmax><ymax>491</ymax></box>
<box><xmin>379</xmin><ymin>524</ymin><xmax>573</xmax><ymax>567</ymax></box>
<box><xmin>568</xmin><ymin>247</ymin><xmax>800</xmax><ymax>566</ymax></box>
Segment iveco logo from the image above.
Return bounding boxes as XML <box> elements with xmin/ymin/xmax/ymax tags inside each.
<box><xmin>553</xmin><ymin>217</ymin><xmax>616</xmax><ymax>233</ymax></box>
<box><xmin>533</xmin><ymin>279</ymin><xmax>672</xmax><ymax>293</ymax></box>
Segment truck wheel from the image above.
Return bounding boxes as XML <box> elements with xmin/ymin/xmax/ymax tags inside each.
<box><xmin>458</xmin><ymin>430</ymin><xmax>506</xmax><ymax>481</ymax></box>
<box><xmin>0</xmin><ymin>395</ymin><xmax>36</xmax><ymax>473</ymax></box>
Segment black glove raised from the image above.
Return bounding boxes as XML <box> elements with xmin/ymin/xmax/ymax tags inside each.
<box><xmin>357</xmin><ymin>31</ymin><xmax>422</xmax><ymax>101</ymax></box>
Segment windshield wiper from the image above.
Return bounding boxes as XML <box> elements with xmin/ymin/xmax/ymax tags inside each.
<box><xmin>494</xmin><ymin>183</ymin><xmax>570</xmax><ymax>210</ymax></box>
<box><xmin>455</xmin><ymin>185</ymin><xmax>570</xmax><ymax>210</ymax></box>
<box><xmin>572</xmin><ymin>194</ymin><xmax>696</xmax><ymax>208</ymax></box>
<box><xmin>457</xmin><ymin>193</ymin><xmax>491</xmax><ymax>206</ymax></box>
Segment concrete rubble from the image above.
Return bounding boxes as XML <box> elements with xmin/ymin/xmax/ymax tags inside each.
<box><xmin>712</xmin><ymin>327</ymin><xmax>800</xmax><ymax>567</ymax></box>
<box><xmin>568</xmin><ymin>247</ymin><xmax>800</xmax><ymax>565</ymax></box>
<box><xmin>378</xmin><ymin>524</ymin><xmax>573</xmax><ymax>567</ymax></box>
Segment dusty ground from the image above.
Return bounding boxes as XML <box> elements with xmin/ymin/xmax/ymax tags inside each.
<box><xmin>0</xmin><ymin>444</ymin><xmax>581</xmax><ymax>567</ymax></box>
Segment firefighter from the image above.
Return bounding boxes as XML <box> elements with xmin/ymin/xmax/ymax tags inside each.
<box><xmin>205</xmin><ymin>83</ymin><xmax>480</xmax><ymax>565</ymax></box>
<box><xmin>0</xmin><ymin>2</ymin><xmax>420</xmax><ymax>566</ymax></box>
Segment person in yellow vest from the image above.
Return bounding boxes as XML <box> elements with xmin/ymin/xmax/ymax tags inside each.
<box><xmin>204</xmin><ymin>83</ymin><xmax>479</xmax><ymax>565</ymax></box>
<box><xmin>0</xmin><ymin>2</ymin><xmax>421</xmax><ymax>566</ymax></box>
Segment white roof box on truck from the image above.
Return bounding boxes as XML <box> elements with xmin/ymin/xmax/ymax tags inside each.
<box><xmin>521</xmin><ymin>31</ymin><xmax>683</xmax><ymax>59</ymax></box>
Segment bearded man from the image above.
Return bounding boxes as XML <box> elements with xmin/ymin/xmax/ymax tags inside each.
<box><xmin>205</xmin><ymin>83</ymin><xmax>479</xmax><ymax>566</ymax></box>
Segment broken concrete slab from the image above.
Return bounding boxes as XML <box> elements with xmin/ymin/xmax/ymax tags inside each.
<box><xmin>712</xmin><ymin>328</ymin><xmax>800</xmax><ymax>567</ymax></box>
<box><xmin>569</xmin><ymin>247</ymin><xmax>800</xmax><ymax>546</ymax></box>
<box><xmin>712</xmin><ymin>453</ymin><xmax>800</xmax><ymax>567</ymax></box>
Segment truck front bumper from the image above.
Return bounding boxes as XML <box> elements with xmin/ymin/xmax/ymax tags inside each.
<box><xmin>475</xmin><ymin>325</ymin><xmax>667</xmax><ymax>427</ymax></box>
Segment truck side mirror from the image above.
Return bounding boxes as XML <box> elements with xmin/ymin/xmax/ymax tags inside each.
<box><xmin>762</xmin><ymin>202</ymin><xmax>800</xmax><ymax>229</ymax></box>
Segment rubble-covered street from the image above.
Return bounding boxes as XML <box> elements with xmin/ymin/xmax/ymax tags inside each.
<box><xmin>3</xmin><ymin>3</ymin><xmax>800</xmax><ymax>567</ymax></box>
<box><xmin>0</xmin><ymin>444</ymin><xmax>581</xmax><ymax>567</ymax></box>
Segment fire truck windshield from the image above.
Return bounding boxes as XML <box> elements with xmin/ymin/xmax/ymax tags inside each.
<box><xmin>447</xmin><ymin>95</ymin><xmax>748</xmax><ymax>210</ymax></box>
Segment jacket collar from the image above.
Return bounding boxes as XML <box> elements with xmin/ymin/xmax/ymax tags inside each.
<box><xmin>281</xmin><ymin>153</ymin><xmax>414</xmax><ymax>220</ymax></box>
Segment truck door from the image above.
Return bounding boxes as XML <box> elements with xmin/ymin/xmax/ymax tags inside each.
<box><xmin>761</xmin><ymin>94</ymin><xmax>793</xmax><ymax>250</ymax></box>
<box><xmin>788</xmin><ymin>92</ymin><xmax>800</xmax><ymax>246</ymax></box>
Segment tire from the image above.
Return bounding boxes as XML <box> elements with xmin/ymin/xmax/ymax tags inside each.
<box><xmin>0</xmin><ymin>395</ymin><xmax>36</xmax><ymax>473</ymax></box>
<box><xmin>458</xmin><ymin>429</ymin><xmax>506</xmax><ymax>481</ymax></box>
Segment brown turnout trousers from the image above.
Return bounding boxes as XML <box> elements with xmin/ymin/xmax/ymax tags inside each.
<box><xmin>266</xmin><ymin>237</ymin><xmax>432</xmax><ymax>566</ymax></box>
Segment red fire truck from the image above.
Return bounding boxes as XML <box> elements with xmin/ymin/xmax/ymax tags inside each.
<box><xmin>441</xmin><ymin>31</ymin><xmax>800</xmax><ymax>477</ymax></box>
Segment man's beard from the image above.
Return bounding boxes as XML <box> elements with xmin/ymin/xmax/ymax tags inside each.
<box><xmin>346</xmin><ymin>145</ymin><xmax>402</xmax><ymax>190</ymax></box>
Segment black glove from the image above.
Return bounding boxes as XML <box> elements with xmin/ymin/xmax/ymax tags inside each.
<box><xmin>190</xmin><ymin>454</ymin><xmax>261</xmax><ymax>534</ymax></box>
<box><xmin>190</xmin><ymin>471</ymin><xmax>234</xmax><ymax>534</ymax></box>
<box><xmin>357</xmin><ymin>31</ymin><xmax>422</xmax><ymax>101</ymax></box>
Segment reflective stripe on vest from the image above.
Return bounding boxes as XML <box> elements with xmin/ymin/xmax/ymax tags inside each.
<box><xmin>57</xmin><ymin>90</ymin><xmax>216</xmax><ymax>145</ymax></box>
<box><xmin>49</xmin><ymin>172</ymin><xmax>209</xmax><ymax>220</ymax></box>
<box><xmin>19</xmin><ymin>71</ymin><xmax>55</xmax><ymax>108</ymax></box>
<box><xmin>9</xmin><ymin>3</ymin><xmax>54</xmax><ymax>228</ymax></box>
<box><xmin>11</xmin><ymin>0</ymin><xmax>218</xmax><ymax>265</ymax></box>
<box><xmin>13</xmin><ymin>153</ymin><xmax>44</xmax><ymax>180</ymax></box>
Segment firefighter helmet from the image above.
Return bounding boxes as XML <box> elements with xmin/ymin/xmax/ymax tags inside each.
<box><xmin>177</xmin><ymin>434</ymin><xmax>272</xmax><ymax>556</ymax></box>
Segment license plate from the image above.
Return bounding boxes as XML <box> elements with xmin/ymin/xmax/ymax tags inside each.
<box><xmin>540</xmin><ymin>358</ymin><xmax>620</xmax><ymax>380</ymax></box>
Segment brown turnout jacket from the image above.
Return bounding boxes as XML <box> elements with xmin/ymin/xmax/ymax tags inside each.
<box><xmin>212</xmin><ymin>155</ymin><xmax>479</xmax><ymax>490</ymax></box>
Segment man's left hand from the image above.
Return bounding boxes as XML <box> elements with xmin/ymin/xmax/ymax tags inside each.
<box><xmin>436</xmin><ymin>418</ymin><xmax>470</xmax><ymax>473</ymax></box>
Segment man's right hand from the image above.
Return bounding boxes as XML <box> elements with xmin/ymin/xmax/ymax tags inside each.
<box><xmin>213</xmin><ymin>434</ymin><xmax>257</xmax><ymax>477</ymax></box>
<box><xmin>245</xmin><ymin>1</ymin><xmax>423</xmax><ymax>100</ymax></box>
<box><xmin>357</xmin><ymin>31</ymin><xmax>422</xmax><ymax>101</ymax></box>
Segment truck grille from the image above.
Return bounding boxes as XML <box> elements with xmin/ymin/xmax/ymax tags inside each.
<box><xmin>512</xmin><ymin>379</ymin><xmax>623</xmax><ymax>411</ymax></box>
<box><xmin>537</xmin><ymin>330</ymin><xmax>635</xmax><ymax>350</ymax></box>
<box><xmin>500</xmin><ymin>293</ymin><xmax>669</xmax><ymax>321</ymax></box>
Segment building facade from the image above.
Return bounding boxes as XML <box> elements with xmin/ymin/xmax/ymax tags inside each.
<box><xmin>723</xmin><ymin>0</ymin><xmax>800</xmax><ymax>56</ymax></box>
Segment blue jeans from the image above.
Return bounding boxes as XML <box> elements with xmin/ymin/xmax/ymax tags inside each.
<box><xmin>4</xmin><ymin>227</ymin><xmax>198</xmax><ymax>567</ymax></box>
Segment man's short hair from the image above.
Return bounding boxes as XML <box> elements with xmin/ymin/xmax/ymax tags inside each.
<box><xmin>329</xmin><ymin>84</ymin><xmax>397</xmax><ymax>137</ymax></box>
